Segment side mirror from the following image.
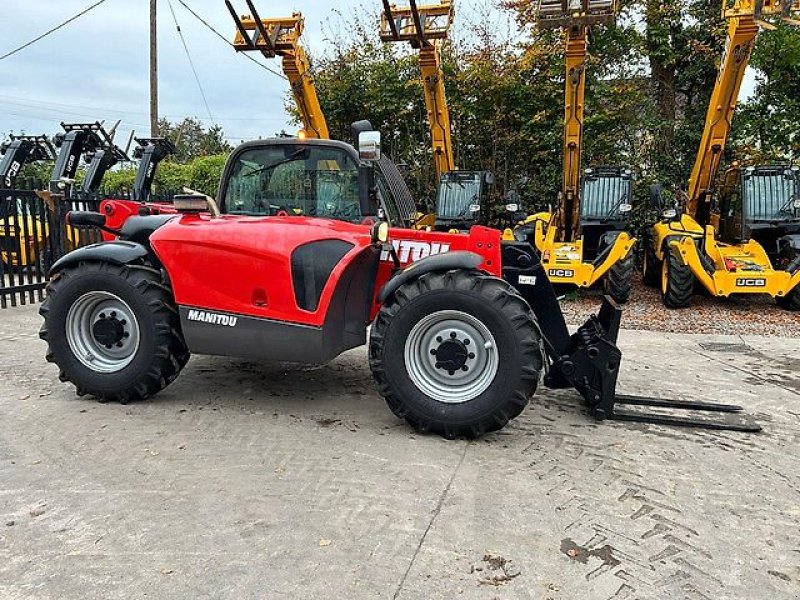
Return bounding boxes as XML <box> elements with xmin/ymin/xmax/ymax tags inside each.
<box><xmin>649</xmin><ymin>184</ymin><xmax>664</xmax><ymax>211</ymax></box>
<box><xmin>359</xmin><ymin>131</ymin><xmax>381</xmax><ymax>161</ymax></box>
<box><xmin>358</xmin><ymin>163</ymin><xmax>378</xmax><ymax>216</ymax></box>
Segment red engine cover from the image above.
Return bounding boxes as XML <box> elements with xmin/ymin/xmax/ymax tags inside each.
<box><xmin>148</xmin><ymin>213</ymin><xmax>503</xmax><ymax>325</ymax></box>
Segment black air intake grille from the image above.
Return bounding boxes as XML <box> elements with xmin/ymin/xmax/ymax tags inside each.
<box><xmin>291</xmin><ymin>240</ymin><xmax>354</xmax><ymax>312</ymax></box>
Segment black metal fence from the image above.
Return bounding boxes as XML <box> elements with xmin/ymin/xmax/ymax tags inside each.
<box><xmin>0</xmin><ymin>190</ymin><xmax>104</xmax><ymax>309</ymax></box>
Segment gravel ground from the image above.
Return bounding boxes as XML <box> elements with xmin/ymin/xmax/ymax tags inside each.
<box><xmin>560</xmin><ymin>280</ymin><xmax>799</xmax><ymax>337</ymax></box>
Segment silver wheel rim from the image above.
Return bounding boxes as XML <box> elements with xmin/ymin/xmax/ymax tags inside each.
<box><xmin>66</xmin><ymin>291</ymin><xmax>141</xmax><ymax>373</ymax></box>
<box><xmin>404</xmin><ymin>310</ymin><xmax>499</xmax><ymax>404</ymax></box>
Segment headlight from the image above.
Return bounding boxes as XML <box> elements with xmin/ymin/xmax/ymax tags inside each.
<box><xmin>371</xmin><ymin>221</ymin><xmax>389</xmax><ymax>244</ymax></box>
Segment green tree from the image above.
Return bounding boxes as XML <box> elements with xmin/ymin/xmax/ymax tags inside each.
<box><xmin>156</xmin><ymin>117</ymin><xmax>232</xmax><ymax>163</ymax></box>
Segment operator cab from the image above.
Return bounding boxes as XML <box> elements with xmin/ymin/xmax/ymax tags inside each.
<box><xmin>718</xmin><ymin>164</ymin><xmax>800</xmax><ymax>261</ymax></box>
<box><xmin>578</xmin><ymin>166</ymin><xmax>634</xmax><ymax>258</ymax></box>
<box><xmin>218</xmin><ymin>132</ymin><xmax>415</xmax><ymax>229</ymax></box>
<box><xmin>434</xmin><ymin>170</ymin><xmax>494</xmax><ymax>231</ymax></box>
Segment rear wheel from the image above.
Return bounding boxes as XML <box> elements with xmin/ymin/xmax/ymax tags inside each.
<box><xmin>642</xmin><ymin>238</ymin><xmax>660</xmax><ymax>287</ymax></box>
<box><xmin>369</xmin><ymin>269</ymin><xmax>543</xmax><ymax>439</ymax></box>
<box><xmin>39</xmin><ymin>261</ymin><xmax>189</xmax><ymax>403</ymax></box>
<box><xmin>603</xmin><ymin>254</ymin><xmax>634</xmax><ymax>303</ymax></box>
<box><xmin>660</xmin><ymin>248</ymin><xmax>693</xmax><ymax>309</ymax></box>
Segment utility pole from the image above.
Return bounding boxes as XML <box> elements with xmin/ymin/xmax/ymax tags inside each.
<box><xmin>150</xmin><ymin>0</ymin><xmax>159</xmax><ymax>136</ymax></box>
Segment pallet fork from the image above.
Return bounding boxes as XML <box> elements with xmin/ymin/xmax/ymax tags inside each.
<box><xmin>501</xmin><ymin>251</ymin><xmax>761</xmax><ymax>432</ymax></box>
<box><xmin>226</xmin><ymin>1</ymin><xmax>329</xmax><ymax>140</ymax></box>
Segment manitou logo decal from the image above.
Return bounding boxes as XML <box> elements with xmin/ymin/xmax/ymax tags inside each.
<box><xmin>736</xmin><ymin>278</ymin><xmax>767</xmax><ymax>288</ymax></box>
<box><xmin>548</xmin><ymin>269</ymin><xmax>575</xmax><ymax>278</ymax></box>
<box><xmin>187</xmin><ymin>309</ymin><xmax>238</xmax><ymax>327</ymax></box>
<box><xmin>380</xmin><ymin>240</ymin><xmax>451</xmax><ymax>263</ymax></box>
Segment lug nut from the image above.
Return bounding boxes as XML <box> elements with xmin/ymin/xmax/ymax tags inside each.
<box><xmin>110</xmin><ymin>311</ymin><xmax>117</xmax><ymax>318</ymax></box>
<box><xmin>448</xmin><ymin>370</ymin><xmax>455</xmax><ymax>376</ymax></box>
<box><xmin>120</xmin><ymin>319</ymin><xmax>127</xmax><ymax>326</ymax></box>
<box><xmin>116</xmin><ymin>342</ymin><xmax>123</xmax><ymax>348</ymax></box>
<box><xmin>99</xmin><ymin>313</ymin><xmax>106</xmax><ymax>319</ymax></box>
<box><xmin>450</xmin><ymin>332</ymin><xmax>457</xmax><ymax>339</ymax></box>
<box><xmin>468</xmin><ymin>352</ymin><xmax>475</xmax><ymax>359</ymax></box>
<box><xmin>464</xmin><ymin>339</ymin><xmax>470</xmax><ymax>345</ymax></box>
<box><xmin>461</xmin><ymin>365</ymin><xmax>468</xmax><ymax>372</ymax></box>
<box><xmin>436</xmin><ymin>336</ymin><xmax>442</xmax><ymax>343</ymax></box>
<box><xmin>435</xmin><ymin>362</ymin><xmax>442</xmax><ymax>369</ymax></box>
<box><xmin>123</xmin><ymin>332</ymin><xmax>130</xmax><ymax>339</ymax></box>
<box><xmin>430</xmin><ymin>348</ymin><xmax>437</xmax><ymax>355</ymax></box>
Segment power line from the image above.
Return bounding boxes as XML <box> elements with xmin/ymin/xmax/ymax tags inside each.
<box><xmin>166</xmin><ymin>0</ymin><xmax>216</xmax><ymax>126</ymax></box>
<box><xmin>173</xmin><ymin>0</ymin><xmax>288</xmax><ymax>81</ymax></box>
<box><xmin>0</xmin><ymin>0</ymin><xmax>110</xmax><ymax>62</ymax></box>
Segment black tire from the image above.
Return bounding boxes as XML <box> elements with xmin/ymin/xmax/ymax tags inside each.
<box><xmin>603</xmin><ymin>254</ymin><xmax>634</xmax><ymax>303</ymax></box>
<box><xmin>369</xmin><ymin>269</ymin><xmax>543</xmax><ymax>439</ymax></box>
<box><xmin>642</xmin><ymin>238</ymin><xmax>660</xmax><ymax>287</ymax></box>
<box><xmin>39</xmin><ymin>261</ymin><xmax>189</xmax><ymax>403</ymax></box>
<box><xmin>660</xmin><ymin>249</ymin><xmax>693</xmax><ymax>309</ymax></box>
<box><xmin>776</xmin><ymin>286</ymin><xmax>800</xmax><ymax>311</ymax></box>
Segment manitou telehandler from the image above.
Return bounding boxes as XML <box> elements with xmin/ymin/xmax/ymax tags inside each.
<box><xmin>644</xmin><ymin>0</ymin><xmax>800</xmax><ymax>310</ymax></box>
<box><xmin>514</xmin><ymin>0</ymin><xmax>636</xmax><ymax>303</ymax></box>
<box><xmin>380</xmin><ymin>0</ymin><xmax>496</xmax><ymax>231</ymax></box>
<box><xmin>40</xmin><ymin>126</ymin><xmax>759</xmax><ymax>437</ymax></box>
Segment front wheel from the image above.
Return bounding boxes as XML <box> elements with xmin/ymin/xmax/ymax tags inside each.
<box><xmin>369</xmin><ymin>269</ymin><xmax>543</xmax><ymax>439</ymax></box>
<box><xmin>603</xmin><ymin>254</ymin><xmax>634</xmax><ymax>303</ymax></box>
<box><xmin>660</xmin><ymin>249</ymin><xmax>694</xmax><ymax>309</ymax></box>
<box><xmin>39</xmin><ymin>261</ymin><xmax>189</xmax><ymax>403</ymax></box>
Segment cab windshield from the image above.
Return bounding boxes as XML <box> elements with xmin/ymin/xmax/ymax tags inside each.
<box><xmin>436</xmin><ymin>173</ymin><xmax>482</xmax><ymax>221</ymax></box>
<box><xmin>223</xmin><ymin>145</ymin><xmax>363</xmax><ymax>222</ymax></box>
<box><xmin>580</xmin><ymin>175</ymin><xmax>631</xmax><ymax>219</ymax></box>
<box><xmin>743</xmin><ymin>172</ymin><xmax>799</xmax><ymax>221</ymax></box>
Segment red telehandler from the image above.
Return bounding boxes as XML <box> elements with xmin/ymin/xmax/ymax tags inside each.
<box><xmin>39</xmin><ymin>129</ymin><xmax>760</xmax><ymax>437</ymax></box>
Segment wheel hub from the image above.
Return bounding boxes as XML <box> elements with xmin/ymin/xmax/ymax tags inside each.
<box><xmin>92</xmin><ymin>313</ymin><xmax>127</xmax><ymax>348</ymax></box>
<box><xmin>404</xmin><ymin>310</ymin><xmax>498</xmax><ymax>404</ymax></box>
<box><xmin>432</xmin><ymin>337</ymin><xmax>470</xmax><ymax>375</ymax></box>
<box><xmin>66</xmin><ymin>292</ymin><xmax>140</xmax><ymax>373</ymax></box>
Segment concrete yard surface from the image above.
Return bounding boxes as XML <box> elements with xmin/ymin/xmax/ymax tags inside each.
<box><xmin>1</xmin><ymin>304</ymin><xmax>799</xmax><ymax>599</ymax></box>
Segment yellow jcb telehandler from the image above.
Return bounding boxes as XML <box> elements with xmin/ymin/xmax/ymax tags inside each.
<box><xmin>643</xmin><ymin>0</ymin><xmax>800</xmax><ymax>310</ymax></box>
<box><xmin>513</xmin><ymin>0</ymin><xmax>637</xmax><ymax>303</ymax></box>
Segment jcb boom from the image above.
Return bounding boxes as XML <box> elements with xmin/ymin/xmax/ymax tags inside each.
<box><xmin>227</xmin><ymin>1</ymin><xmax>329</xmax><ymax>139</ymax></box>
<box><xmin>518</xmin><ymin>0</ymin><xmax>636</xmax><ymax>304</ymax></box>
<box><xmin>52</xmin><ymin>131</ymin><xmax>760</xmax><ymax>436</ymax></box>
<box><xmin>645</xmin><ymin>0</ymin><xmax>800</xmax><ymax>310</ymax></box>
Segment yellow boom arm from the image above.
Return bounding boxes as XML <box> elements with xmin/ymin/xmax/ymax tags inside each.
<box><xmin>687</xmin><ymin>0</ymin><xmax>800</xmax><ymax>221</ymax></box>
<box><xmin>381</xmin><ymin>0</ymin><xmax>456</xmax><ymax>179</ymax></box>
<box><xmin>227</xmin><ymin>2</ymin><xmax>329</xmax><ymax>139</ymax></box>
<box><xmin>561</xmin><ymin>25</ymin><xmax>587</xmax><ymax>241</ymax></box>
<box><xmin>534</xmin><ymin>0</ymin><xmax>617</xmax><ymax>242</ymax></box>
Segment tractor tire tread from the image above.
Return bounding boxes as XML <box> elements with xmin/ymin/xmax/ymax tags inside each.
<box><xmin>369</xmin><ymin>269</ymin><xmax>543</xmax><ymax>439</ymax></box>
<box><xmin>661</xmin><ymin>250</ymin><xmax>693</xmax><ymax>309</ymax></box>
<box><xmin>604</xmin><ymin>254</ymin><xmax>634</xmax><ymax>303</ymax></box>
<box><xmin>39</xmin><ymin>260</ymin><xmax>189</xmax><ymax>404</ymax></box>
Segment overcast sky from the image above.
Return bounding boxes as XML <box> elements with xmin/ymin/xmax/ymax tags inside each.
<box><xmin>0</xmin><ymin>1</ymin><xmax>755</xmax><ymax>150</ymax></box>
<box><xmin>0</xmin><ymin>0</ymin><xmax>513</xmax><ymax>148</ymax></box>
